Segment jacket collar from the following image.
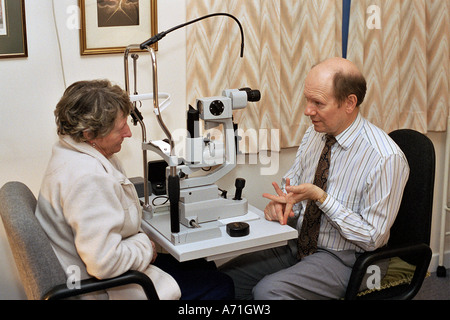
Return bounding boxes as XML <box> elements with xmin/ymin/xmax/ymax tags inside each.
<box><xmin>59</xmin><ymin>135</ymin><xmax>129</xmax><ymax>184</ymax></box>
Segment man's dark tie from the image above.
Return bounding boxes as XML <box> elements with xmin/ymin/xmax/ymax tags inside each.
<box><xmin>297</xmin><ymin>134</ymin><xmax>336</xmax><ymax>259</ymax></box>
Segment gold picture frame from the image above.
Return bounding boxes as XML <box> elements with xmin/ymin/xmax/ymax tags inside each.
<box><xmin>79</xmin><ymin>0</ymin><xmax>157</xmax><ymax>55</ymax></box>
<box><xmin>0</xmin><ymin>0</ymin><xmax>27</xmax><ymax>59</ymax></box>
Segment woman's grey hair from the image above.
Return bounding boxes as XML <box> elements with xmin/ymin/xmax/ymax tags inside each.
<box><xmin>54</xmin><ymin>79</ymin><xmax>132</xmax><ymax>142</ymax></box>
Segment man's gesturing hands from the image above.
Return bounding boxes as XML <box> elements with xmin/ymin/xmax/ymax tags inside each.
<box><xmin>262</xmin><ymin>178</ymin><xmax>324</xmax><ymax>225</ymax></box>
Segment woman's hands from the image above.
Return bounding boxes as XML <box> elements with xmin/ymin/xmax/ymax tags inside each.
<box><xmin>262</xmin><ymin>178</ymin><xmax>324</xmax><ymax>225</ymax></box>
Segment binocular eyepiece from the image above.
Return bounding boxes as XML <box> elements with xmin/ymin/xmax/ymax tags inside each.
<box><xmin>239</xmin><ymin>87</ymin><xmax>261</xmax><ymax>102</ymax></box>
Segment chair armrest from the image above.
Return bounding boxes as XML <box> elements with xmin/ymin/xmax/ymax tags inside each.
<box><xmin>42</xmin><ymin>270</ymin><xmax>159</xmax><ymax>300</ymax></box>
<box><xmin>345</xmin><ymin>243</ymin><xmax>431</xmax><ymax>300</ymax></box>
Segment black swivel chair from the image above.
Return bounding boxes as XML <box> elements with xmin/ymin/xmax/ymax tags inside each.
<box><xmin>345</xmin><ymin>129</ymin><xmax>435</xmax><ymax>300</ymax></box>
<box><xmin>0</xmin><ymin>181</ymin><xmax>159</xmax><ymax>300</ymax></box>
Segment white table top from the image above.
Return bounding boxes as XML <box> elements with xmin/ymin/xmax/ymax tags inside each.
<box><xmin>141</xmin><ymin>204</ymin><xmax>298</xmax><ymax>262</ymax></box>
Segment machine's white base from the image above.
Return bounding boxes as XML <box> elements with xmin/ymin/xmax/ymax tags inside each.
<box><xmin>141</xmin><ymin>204</ymin><xmax>298</xmax><ymax>262</ymax></box>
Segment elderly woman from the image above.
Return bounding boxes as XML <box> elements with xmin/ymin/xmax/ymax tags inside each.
<box><xmin>35</xmin><ymin>80</ymin><xmax>234</xmax><ymax>300</ymax></box>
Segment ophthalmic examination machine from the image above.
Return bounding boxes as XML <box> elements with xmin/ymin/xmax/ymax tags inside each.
<box><xmin>123</xmin><ymin>13</ymin><xmax>297</xmax><ymax>262</ymax></box>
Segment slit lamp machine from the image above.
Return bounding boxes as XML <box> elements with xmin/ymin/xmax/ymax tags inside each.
<box><xmin>123</xmin><ymin>13</ymin><xmax>262</xmax><ymax>245</ymax></box>
<box><xmin>122</xmin><ymin>13</ymin><xmax>297</xmax><ymax>261</ymax></box>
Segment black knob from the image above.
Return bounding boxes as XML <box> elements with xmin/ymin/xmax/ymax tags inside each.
<box><xmin>233</xmin><ymin>178</ymin><xmax>246</xmax><ymax>200</ymax></box>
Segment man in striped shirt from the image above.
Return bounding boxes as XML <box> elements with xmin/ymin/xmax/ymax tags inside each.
<box><xmin>220</xmin><ymin>57</ymin><xmax>409</xmax><ymax>299</ymax></box>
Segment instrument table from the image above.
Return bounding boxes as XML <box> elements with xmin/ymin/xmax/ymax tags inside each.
<box><xmin>141</xmin><ymin>204</ymin><xmax>298</xmax><ymax>262</ymax></box>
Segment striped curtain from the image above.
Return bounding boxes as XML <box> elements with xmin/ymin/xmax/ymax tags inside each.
<box><xmin>347</xmin><ymin>0</ymin><xmax>449</xmax><ymax>134</ymax></box>
<box><xmin>186</xmin><ymin>0</ymin><xmax>449</xmax><ymax>150</ymax></box>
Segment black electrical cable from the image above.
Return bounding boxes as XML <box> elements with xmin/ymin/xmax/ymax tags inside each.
<box><xmin>140</xmin><ymin>12</ymin><xmax>245</xmax><ymax>58</ymax></box>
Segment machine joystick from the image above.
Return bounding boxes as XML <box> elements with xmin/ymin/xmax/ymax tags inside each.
<box><xmin>233</xmin><ymin>178</ymin><xmax>246</xmax><ymax>200</ymax></box>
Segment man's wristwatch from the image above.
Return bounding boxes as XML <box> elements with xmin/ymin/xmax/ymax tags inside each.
<box><xmin>317</xmin><ymin>191</ymin><xmax>328</xmax><ymax>204</ymax></box>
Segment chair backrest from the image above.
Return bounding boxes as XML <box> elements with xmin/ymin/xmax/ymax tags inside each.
<box><xmin>0</xmin><ymin>181</ymin><xmax>67</xmax><ymax>300</ymax></box>
<box><xmin>388</xmin><ymin>129</ymin><xmax>436</xmax><ymax>247</ymax></box>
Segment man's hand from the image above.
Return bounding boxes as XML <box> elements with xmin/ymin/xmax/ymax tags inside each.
<box><xmin>263</xmin><ymin>178</ymin><xmax>325</xmax><ymax>225</ymax></box>
<box><xmin>262</xmin><ymin>178</ymin><xmax>295</xmax><ymax>225</ymax></box>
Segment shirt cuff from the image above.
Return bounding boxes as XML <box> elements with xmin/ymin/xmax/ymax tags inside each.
<box><xmin>317</xmin><ymin>193</ymin><xmax>340</xmax><ymax>219</ymax></box>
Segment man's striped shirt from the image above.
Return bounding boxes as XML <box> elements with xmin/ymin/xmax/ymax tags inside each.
<box><xmin>284</xmin><ymin>113</ymin><xmax>410</xmax><ymax>252</ymax></box>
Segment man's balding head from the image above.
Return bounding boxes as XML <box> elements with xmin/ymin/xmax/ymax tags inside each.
<box><xmin>309</xmin><ymin>57</ymin><xmax>367</xmax><ymax>107</ymax></box>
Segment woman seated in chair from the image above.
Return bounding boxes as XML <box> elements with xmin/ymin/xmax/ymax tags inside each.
<box><xmin>35</xmin><ymin>79</ymin><xmax>234</xmax><ymax>300</ymax></box>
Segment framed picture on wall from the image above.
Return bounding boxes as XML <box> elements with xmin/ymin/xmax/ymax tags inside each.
<box><xmin>79</xmin><ymin>0</ymin><xmax>158</xmax><ymax>55</ymax></box>
<box><xmin>0</xmin><ymin>0</ymin><xmax>27</xmax><ymax>59</ymax></box>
